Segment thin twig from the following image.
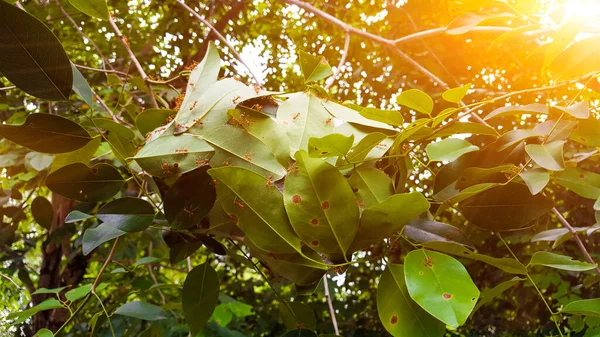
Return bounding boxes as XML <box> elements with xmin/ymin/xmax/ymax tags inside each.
<box><xmin>107</xmin><ymin>14</ymin><xmax>159</xmax><ymax>108</ymax></box>
<box><xmin>175</xmin><ymin>0</ymin><xmax>262</xmax><ymax>86</ymax></box>
<box><xmin>0</xmin><ymin>86</ymin><xmax>16</xmax><ymax>92</ymax></box>
<box><xmin>322</xmin><ymin>274</ymin><xmax>339</xmax><ymax>335</ymax></box>
<box><xmin>92</xmin><ymin>91</ymin><xmax>120</xmax><ymax>123</ymax></box>
<box><xmin>393</xmin><ymin>26</ymin><xmax>550</xmax><ymax>44</ymax></box>
<box><xmin>0</xmin><ymin>272</ymin><xmax>21</xmax><ymax>289</ymax></box>
<box><xmin>552</xmin><ymin>208</ymin><xmax>600</xmax><ymax>276</ymax></box>
<box><xmin>325</xmin><ymin>32</ymin><xmax>350</xmax><ymax>90</ymax></box>
<box><xmin>92</xmin><ymin>237</ymin><xmax>120</xmax><ymax>292</ymax></box>
<box><xmin>75</xmin><ymin>63</ymin><xmax>182</xmax><ymax>84</ymax></box>
<box><xmin>147</xmin><ymin>242</ymin><xmax>166</xmax><ymax>305</ymax></box>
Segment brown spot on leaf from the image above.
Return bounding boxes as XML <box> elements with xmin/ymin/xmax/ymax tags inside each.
<box><xmin>292</xmin><ymin>195</ymin><xmax>302</xmax><ymax>203</ymax></box>
<box><xmin>580</xmin><ymin>173</ymin><xmax>586</xmax><ymax>179</ymax></box>
<box><xmin>322</xmin><ymin>201</ymin><xmax>330</xmax><ymax>210</ymax></box>
<box><xmin>311</xmin><ymin>219</ymin><xmax>319</xmax><ymax>225</ymax></box>
<box><xmin>443</xmin><ymin>293</ymin><xmax>452</xmax><ymax>299</ymax></box>
<box><xmin>390</xmin><ymin>315</ymin><xmax>398</xmax><ymax>324</ymax></box>
<box><xmin>353</xmin><ymin>188</ymin><xmax>359</xmax><ymax>193</ymax></box>
<box><xmin>580</xmin><ymin>137</ymin><xmax>587</xmax><ymax>142</ymax></box>
<box><xmin>311</xmin><ymin>240</ymin><xmax>319</xmax><ymax>247</ymax></box>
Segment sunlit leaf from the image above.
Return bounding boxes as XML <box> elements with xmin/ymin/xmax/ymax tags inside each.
<box><xmin>345</xmin><ymin>132</ymin><xmax>388</xmax><ymax>164</ymax></box>
<box><xmin>404</xmin><ymin>218</ymin><xmax>471</xmax><ymax>247</ymax></box>
<box><xmin>33</xmin><ymin>329</ymin><xmax>53</xmax><ymax>337</ymax></box>
<box><xmin>429</xmin><ymin>122</ymin><xmax>497</xmax><ymax>139</ymax></box>
<box><xmin>442</xmin><ymin>83</ymin><xmax>471</xmax><ymax>103</ymax></box>
<box><xmin>487</xmin><ymin>25</ymin><xmax>539</xmax><ymax>52</ymax></box>
<box><xmin>308</xmin><ymin>133</ymin><xmax>354</xmax><ymax>158</ymax></box>
<box><xmin>71</xmin><ymin>64</ymin><xmax>95</xmax><ymax>108</ymax></box>
<box><xmin>519</xmin><ymin>168</ymin><xmax>550</xmax><ymax>195</ymax></box>
<box><xmin>136</xmin><ymin>109</ymin><xmax>176</xmax><ymax>136</ymax></box>
<box><xmin>67</xmin><ymin>0</ymin><xmax>109</xmax><ymax>20</ymax></box>
<box><xmin>65</xmin><ymin>284</ymin><xmax>92</xmax><ymax>302</ymax></box>
<box><xmin>555</xmin><ymin>101</ymin><xmax>589</xmax><ymax>119</ymax></box>
<box><xmin>396</xmin><ymin>89</ymin><xmax>433</xmax><ymax>115</ymax></box>
<box><xmin>299</xmin><ymin>51</ymin><xmax>334</xmax><ymax>83</ymax></box>
<box><xmin>525</xmin><ymin>140</ymin><xmax>565</xmax><ymax>171</ymax></box>
<box><xmin>570</xmin><ymin>119</ymin><xmax>600</xmax><ymax>147</ymax></box>
<box><xmin>549</xmin><ymin>35</ymin><xmax>600</xmax><ymax>81</ymax></box>
<box><xmin>552</xmin><ymin>167</ymin><xmax>600</xmax><ymax>199</ymax></box>
<box><xmin>359</xmin><ymin>107</ymin><xmax>403</xmax><ymax>126</ymax></box>
<box><xmin>348</xmin><ymin>167</ymin><xmax>394</xmax><ymax>209</ymax></box>
<box><xmin>528</xmin><ymin>251</ymin><xmax>597</xmax><ymax>271</ymax></box>
<box><xmin>484</xmin><ymin>103</ymin><xmax>547</xmax><ymax>120</ymax></box>
<box><xmin>65</xmin><ymin>210</ymin><xmax>93</xmax><ymax>223</ymax></box>
<box><xmin>426</xmin><ymin>138</ymin><xmax>479</xmax><ymax>162</ymax></box>
<box><xmin>7</xmin><ymin>298</ymin><xmax>63</xmax><ymax>324</ymax></box>
<box><xmin>473</xmin><ymin>278</ymin><xmax>525</xmax><ymax>313</ymax></box>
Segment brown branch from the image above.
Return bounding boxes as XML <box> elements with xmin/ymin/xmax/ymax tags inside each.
<box><xmin>323</xmin><ymin>274</ymin><xmax>339</xmax><ymax>335</ymax></box>
<box><xmin>75</xmin><ymin>63</ymin><xmax>181</xmax><ymax>85</ymax></box>
<box><xmin>175</xmin><ymin>0</ymin><xmax>262</xmax><ymax>86</ymax></box>
<box><xmin>552</xmin><ymin>208</ymin><xmax>600</xmax><ymax>276</ymax></box>
<box><xmin>325</xmin><ymin>32</ymin><xmax>350</xmax><ymax>90</ymax></box>
<box><xmin>107</xmin><ymin>14</ymin><xmax>159</xmax><ymax>108</ymax></box>
<box><xmin>91</xmin><ymin>237</ymin><xmax>120</xmax><ymax>292</ymax></box>
<box><xmin>393</xmin><ymin>26</ymin><xmax>550</xmax><ymax>45</ymax></box>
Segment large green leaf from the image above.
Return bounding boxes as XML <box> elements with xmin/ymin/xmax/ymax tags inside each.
<box><xmin>0</xmin><ymin>114</ymin><xmax>92</xmax><ymax>153</ymax></box>
<box><xmin>114</xmin><ymin>301</ymin><xmax>168</xmax><ymax>321</ymax></box>
<box><xmin>67</xmin><ymin>0</ymin><xmax>109</xmax><ymax>20</ymax></box>
<box><xmin>202</xmin><ymin>125</ymin><xmax>286</xmax><ymax>180</ymax></box>
<box><xmin>31</xmin><ymin>197</ymin><xmax>53</xmax><ymax>230</ymax></box>
<box><xmin>164</xmin><ymin>166</ymin><xmax>216</xmax><ymax>230</ymax></box>
<box><xmin>562</xmin><ymin>299</ymin><xmax>600</xmax><ymax>316</ymax></box>
<box><xmin>528</xmin><ymin>251</ymin><xmax>597</xmax><ymax>271</ymax></box>
<box><xmin>97</xmin><ymin>197</ymin><xmax>155</xmax><ymax>232</ymax></box>
<box><xmin>178</xmin><ymin>42</ymin><xmax>221</xmax><ymax>118</ymax></box>
<box><xmin>377</xmin><ymin>264</ymin><xmax>445</xmax><ymax>337</ymax></box>
<box><xmin>308</xmin><ymin>133</ymin><xmax>354</xmax><ymax>158</ymax></box>
<box><xmin>484</xmin><ymin>103</ymin><xmax>547</xmax><ymax>120</ymax></box>
<box><xmin>549</xmin><ymin>35</ymin><xmax>600</xmax><ymax>81</ymax></box>
<box><xmin>82</xmin><ymin>223</ymin><xmax>125</xmax><ymax>255</ymax></box>
<box><xmin>552</xmin><ymin>167</ymin><xmax>600</xmax><ymax>199</ymax></box>
<box><xmin>0</xmin><ymin>1</ymin><xmax>73</xmax><ymax>101</ymax></box>
<box><xmin>299</xmin><ymin>51</ymin><xmax>334</xmax><ymax>83</ymax></box>
<box><xmin>459</xmin><ymin>183</ymin><xmax>553</xmax><ymax>231</ymax></box>
<box><xmin>350</xmin><ymin>192</ymin><xmax>429</xmax><ymax>252</ymax></box>
<box><xmin>446</xmin><ymin>12</ymin><xmax>515</xmax><ymax>35</ymax></box>
<box><xmin>525</xmin><ymin>141</ymin><xmax>565</xmax><ymax>171</ymax></box>
<box><xmin>348</xmin><ymin>167</ymin><xmax>394</xmax><ymax>209</ymax></box>
<box><xmin>65</xmin><ymin>284</ymin><xmax>92</xmax><ymax>302</ymax></box>
<box><xmin>495</xmin><ymin>129</ymin><xmax>544</xmax><ymax>151</ymax></box>
<box><xmin>134</xmin><ymin>132</ymin><xmax>214</xmax><ymax>177</ymax></box>
<box><xmin>345</xmin><ymin>132</ymin><xmax>388</xmax><ymax>164</ymax></box>
<box><xmin>404</xmin><ymin>249</ymin><xmax>480</xmax><ymax>328</ymax></box>
<box><xmin>183</xmin><ymin>263</ymin><xmax>220</xmax><ymax>334</ymax></box>
<box><xmin>6</xmin><ymin>298</ymin><xmax>63</xmax><ymax>324</ymax></box>
<box><xmin>570</xmin><ymin>119</ymin><xmax>600</xmax><ymax>147</ymax></box>
<box><xmin>136</xmin><ymin>109</ymin><xmax>176</xmax><ymax>136</ymax></box>
<box><xmin>209</xmin><ymin>166</ymin><xmax>301</xmax><ymax>254</ymax></box>
<box><xmin>279</xmin><ymin>302</ymin><xmax>317</xmax><ymax>331</ymax></box>
<box><xmin>359</xmin><ymin>107</ymin><xmax>403</xmax><ymax>127</ymax></box>
<box><xmin>284</xmin><ymin>151</ymin><xmax>359</xmax><ymax>259</ymax></box>
<box><xmin>46</xmin><ymin>163</ymin><xmax>125</xmax><ymax>202</ymax></box>
<box><xmin>519</xmin><ymin>168</ymin><xmax>550</xmax><ymax>195</ymax></box>
<box><xmin>426</xmin><ymin>138</ymin><xmax>479</xmax><ymax>162</ymax></box>
<box><xmin>396</xmin><ymin>89</ymin><xmax>433</xmax><ymax>115</ymax></box>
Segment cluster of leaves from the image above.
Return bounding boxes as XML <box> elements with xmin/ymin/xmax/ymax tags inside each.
<box><xmin>2</xmin><ymin>0</ymin><xmax>600</xmax><ymax>336</ymax></box>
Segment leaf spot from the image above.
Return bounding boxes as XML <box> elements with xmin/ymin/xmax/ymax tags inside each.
<box><xmin>322</xmin><ymin>201</ymin><xmax>330</xmax><ymax>210</ymax></box>
<box><xmin>311</xmin><ymin>240</ymin><xmax>319</xmax><ymax>247</ymax></box>
<box><xmin>390</xmin><ymin>315</ymin><xmax>398</xmax><ymax>324</ymax></box>
<box><xmin>579</xmin><ymin>173</ymin><xmax>586</xmax><ymax>179</ymax></box>
<box><xmin>353</xmin><ymin>188</ymin><xmax>359</xmax><ymax>193</ymax></box>
<box><xmin>443</xmin><ymin>293</ymin><xmax>452</xmax><ymax>299</ymax></box>
<box><xmin>311</xmin><ymin>219</ymin><xmax>319</xmax><ymax>225</ymax></box>
<box><xmin>292</xmin><ymin>195</ymin><xmax>302</xmax><ymax>203</ymax></box>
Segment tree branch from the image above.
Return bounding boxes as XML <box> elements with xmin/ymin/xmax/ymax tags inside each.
<box><xmin>552</xmin><ymin>208</ymin><xmax>600</xmax><ymax>276</ymax></box>
<box><xmin>107</xmin><ymin>14</ymin><xmax>159</xmax><ymax>108</ymax></box>
<box><xmin>91</xmin><ymin>237</ymin><xmax>120</xmax><ymax>292</ymax></box>
<box><xmin>325</xmin><ymin>32</ymin><xmax>350</xmax><ymax>90</ymax></box>
<box><xmin>393</xmin><ymin>26</ymin><xmax>550</xmax><ymax>45</ymax></box>
<box><xmin>175</xmin><ymin>0</ymin><xmax>262</xmax><ymax>86</ymax></box>
<box><xmin>322</xmin><ymin>274</ymin><xmax>339</xmax><ymax>335</ymax></box>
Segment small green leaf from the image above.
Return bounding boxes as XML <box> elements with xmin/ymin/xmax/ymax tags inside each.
<box><xmin>396</xmin><ymin>89</ymin><xmax>433</xmax><ymax>115</ymax></box>
<box><xmin>345</xmin><ymin>132</ymin><xmax>388</xmax><ymax>164</ymax></box>
<box><xmin>562</xmin><ymin>298</ymin><xmax>600</xmax><ymax>316</ymax></box>
<box><xmin>446</xmin><ymin>12</ymin><xmax>515</xmax><ymax>35</ymax></box>
<box><xmin>442</xmin><ymin>83</ymin><xmax>471</xmax><ymax>103</ymax></box>
<box><xmin>322</xmin><ymin>100</ymin><xmax>395</xmax><ymax>131</ymax></box>
<box><xmin>82</xmin><ymin>223</ymin><xmax>125</xmax><ymax>255</ymax></box>
<box><xmin>114</xmin><ymin>301</ymin><xmax>168</xmax><ymax>321</ymax></box>
<box><xmin>359</xmin><ymin>107</ymin><xmax>403</xmax><ymax>126</ymax></box>
<box><xmin>519</xmin><ymin>168</ymin><xmax>550</xmax><ymax>195</ymax></box>
<box><xmin>404</xmin><ymin>249</ymin><xmax>480</xmax><ymax>328</ymax></box>
<box><xmin>178</xmin><ymin>42</ymin><xmax>221</xmax><ymax>119</ymax></box>
<box><xmin>377</xmin><ymin>264</ymin><xmax>445</xmax><ymax>337</ymax></box>
<box><xmin>71</xmin><ymin>64</ymin><xmax>95</xmax><ymax>108</ymax></box>
<box><xmin>67</xmin><ymin>0</ymin><xmax>109</xmax><ymax>20</ymax></box>
<box><xmin>525</xmin><ymin>140</ymin><xmax>565</xmax><ymax>171</ymax></box>
<box><xmin>308</xmin><ymin>133</ymin><xmax>354</xmax><ymax>158</ymax></box>
<box><xmin>484</xmin><ymin>103</ymin><xmax>547</xmax><ymax>120</ymax></box>
<box><xmin>6</xmin><ymin>298</ymin><xmax>63</xmax><ymax>324</ymax></box>
<box><xmin>31</xmin><ymin>197</ymin><xmax>53</xmax><ymax>230</ymax></box>
<box><xmin>211</xmin><ymin>304</ymin><xmax>233</xmax><ymax>326</ymax></box>
<box><xmin>426</xmin><ymin>138</ymin><xmax>479</xmax><ymax>162</ymax></box>
<box><xmin>136</xmin><ymin>109</ymin><xmax>176</xmax><ymax>136</ymax></box>
<box><xmin>65</xmin><ymin>210</ymin><xmax>93</xmax><ymax>223</ymax></box>
<box><xmin>404</xmin><ymin>218</ymin><xmax>471</xmax><ymax>247</ymax></box>
<box><xmin>348</xmin><ymin>167</ymin><xmax>394</xmax><ymax>209</ymax></box>
<box><xmin>183</xmin><ymin>263</ymin><xmax>220</xmax><ymax>334</ymax></box>
<box><xmin>134</xmin><ymin>256</ymin><xmax>159</xmax><ymax>267</ymax></box>
<box><xmin>32</xmin><ymin>287</ymin><xmax>68</xmax><ymax>295</ymax></box>
<box><xmin>299</xmin><ymin>51</ymin><xmax>334</xmax><ymax>83</ymax></box>
<box><xmin>97</xmin><ymin>197</ymin><xmax>155</xmax><ymax>232</ymax></box>
<box><xmin>529</xmin><ymin>251</ymin><xmax>597</xmax><ymax>271</ymax></box>
<box><xmin>552</xmin><ymin>167</ymin><xmax>600</xmax><ymax>199</ymax></box>
<box><xmin>225</xmin><ymin>301</ymin><xmax>254</xmax><ymax>318</ymax></box>
<box><xmin>0</xmin><ymin>1</ymin><xmax>73</xmax><ymax>101</ymax></box>
<box><xmin>33</xmin><ymin>328</ymin><xmax>53</xmax><ymax>337</ymax></box>
<box><xmin>65</xmin><ymin>284</ymin><xmax>92</xmax><ymax>302</ymax></box>
<box><xmin>46</xmin><ymin>163</ymin><xmax>125</xmax><ymax>202</ymax></box>
<box><xmin>279</xmin><ymin>302</ymin><xmax>317</xmax><ymax>331</ymax></box>
<box><xmin>0</xmin><ymin>114</ymin><xmax>92</xmax><ymax>154</ymax></box>
<box><xmin>473</xmin><ymin>278</ymin><xmax>525</xmax><ymax>313</ymax></box>
<box><xmin>555</xmin><ymin>101</ymin><xmax>589</xmax><ymax>119</ymax></box>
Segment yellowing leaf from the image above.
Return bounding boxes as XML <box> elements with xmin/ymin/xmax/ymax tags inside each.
<box><xmin>298</xmin><ymin>51</ymin><xmax>334</xmax><ymax>83</ymax></box>
<box><xmin>525</xmin><ymin>140</ymin><xmax>565</xmax><ymax>171</ymax></box>
<box><xmin>396</xmin><ymin>89</ymin><xmax>433</xmax><ymax>115</ymax></box>
<box><xmin>426</xmin><ymin>138</ymin><xmax>479</xmax><ymax>162</ymax></box>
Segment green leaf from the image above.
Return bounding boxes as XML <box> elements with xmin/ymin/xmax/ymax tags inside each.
<box><xmin>202</xmin><ymin>125</ymin><xmax>286</xmax><ymax>180</ymax></box>
<box><xmin>114</xmin><ymin>301</ymin><xmax>168</xmax><ymax>321</ymax></box>
<box><xmin>0</xmin><ymin>114</ymin><xmax>92</xmax><ymax>154</ymax></box>
<box><xmin>549</xmin><ymin>35</ymin><xmax>600</xmax><ymax>81</ymax></box>
<box><xmin>446</xmin><ymin>12</ymin><xmax>515</xmax><ymax>35</ymax></box>
<box><xmin>553</xmin><ymin>167</ymin><xmax>600</xmax><ymax>199</ymax></box>
<box><xmin>31</xmin><ymin>197</ymin><xmax>53</xmax><ymax>230</ymax></box>
<box><xmin>322</xmin><ymin>100</ymin><xmax>396</xmax><ymax>131</ymax></box>
<box><xmin>348</xmin><ymin>167</ymin><xmax>394</xmax><ymax>209</ymax></box>
<box><xmin>284</xmin><ymin>151</ymin><xmax>359</xmax><ymax>259</ymax></box>
<box><xmin>96</xmin><ymin>197</ymin><xmax>155</xmax><ymax>232</ymax></box>
<box><xmin>50</xmin><ymin>136</ymin><xmax>101</xmax><ymax>172</ymax></box>
<box><xmin>65</xmin><ymin>284</ymin><xmax>92</xmax><ymax>302</ymax></box>
<box><xmin>65</xmin><ymin>210</ymin><xmax>93</xmax><ymax>223</ymax></box>
<box><xmin>32</xmin><ymin>287</ymin><xmax>68</xmax><ymax>295</ymax></box>
<box><xmin>279</xmin><ymin>302</ymin><xmax>317</xmax><ymax>331</ymax></box>
<box><xmin>570</xmin><ymin>119</ymin><xmax>600</xmax><ymax>147</ymax></box>
<box><xmin>209</xmin><ymin>166</ymin><xmax>302</xmax><ymax>254</ymax></box>
<box><xmin>350</xmin><ymin>192</ymin><xmax>429</xmax><ymax>252</ymax></box>
<box><xmin>495</xmin><ymin>129</ymin><xmax>545</xmax><ymax>151</ymax></box>
<box><xmin>429</xmin><ymin>122</ymin><xmax>497</xmax><ymax>139</ymax></box>
<box><xmin>0</xmin><ymin>1</ymin><xmax>73</xmax><ymax>101</ymax></box>
<box><xmin>519</xmin><ymin>168</ymin><xmax>550</xmax><ymax>195</ymax></box>
<box><xmin>164</xmin><ymin>166</ymin><xmax>216</xmax><ymax>230</ymax></box>
<box><xmin>555</xmin><ymin>101</ymin><xmax>589</xmax><ymax>119</ymax></box>
<box><xmin>299</xmin><ymin>51</ymin><xmax>334</xmax><ymax>83</ymax></box>
<box><xmin>455</xmin><ymin>165</ymin><xmax>515</xmax><ymax>190</ymax></box>
<box><xmin>345</xmin><ymin>132</ymin><xmax>388</xmax><ymax>164</ymax></box>
<box><xmin>71</xmin><ymin>64</ymin><xmax>95</xmax><ymax>108</ymax></box>
<box><xmin>225</xmin><ymin>301</ymin><xmax>254</xmax><ymax>318</ymax></box>
<box><xmin>562</xmin><ymin>299</ymin><xmax>600</xmax><ymax>316</ymax></box>
<box><xmin>426</xmin><ymin>138</ymin><xmax>479</xmax><ymax>162</ymax></box>
<box><xmin>377</xmin><ymin>264</ymin><xmax>445</xmax><ymax>337</ymax></box>
<box><xmin>404</xmin><ymin>218</ymin><xmax>471</xmax><ymax>247</ymax></box>
<box><xmin>525</xmin><ymin>140</ymin><xmax>565</xmax><ymax>171</ymax></box>
<box><xmin>359</xmin><ymin>107</ymin><xmax>403</xmax><ymax>127</ymax></box>
<box><xmin>46</xmin><ymin>163</ymin><xmax>125</xmax><ymax>202</ymax></box>
<box><xmin>183</xmin><ymin>263</ymin><xmax>220</xmax><ymax>334</ymax></box>
<box><xmin>136</xmin><ymin>109</ymin><xmax>176</xmax><ymax>136</ymax></box>
<box><xmin>67</xmin><ymin>0</ymin><xmax>109</xmax><ymax>20</ymax></box>
<box><xmin>528</xmin><ymin>251</ymin><xmax>598</xmax><ymax>271</ymax></box>
<box><xmin>396</xmin><ymin>89</ymin><xmax>433</xmax><ymax>115</ymax></box>
<box><xmin>84</xmin><ymin>118</ymin><xmax>135</xmax><ymax>140</ymax></box>
<box><xmin>82</xmin><ymin>223</ymin><xmax>125</xmax><ymax>255</ymax></box>
<box><xmin>459</xmin><ymin>183</ymin><xmax>553</xmax><ymax>231</ymax></box>
<box><xmin>404</xmin><ymin>249</ymin><xmax>480</xmax><ymax>328</ymax></box>
<box><xmin>442</xmin><ymin>83</ymin><xmax>471</xmax><ymax>103</ymax></box>
<box><xmin>33</xmin><ymin>329</ymin><xmax>53</xmax><ymax>337</ymax></box>
<box><xmin>133</xmin><ymin>132</ymin><xmax>214</xmax><ymax>177</ymax></box>
<box><xmin>134</xmin><ymin>256</ymin><xmax>159</xmax><ymax>267</ymax></box>
<box><xmin>484</xmin><ymin>103</ymin><xmax>548</xmax><ymax>120</ymax></box>
<box><xmin>7</xmin><ymin>298</ymin><xmax>63</xmax><ymax>324</ymax></box>
<box><xmin>473</xmin><ymin>278</ymin><xmax>525</xmax><ymax>313</ymax></box>
<box><xmin>308</xmin><ymin>133</ymin><xmax>354</xmax><ymax>158</ymax></box>
<box><xmin>211</xmin><ymin>304</ymin><xmax>233</xmax><ymax>326</ymax></box>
